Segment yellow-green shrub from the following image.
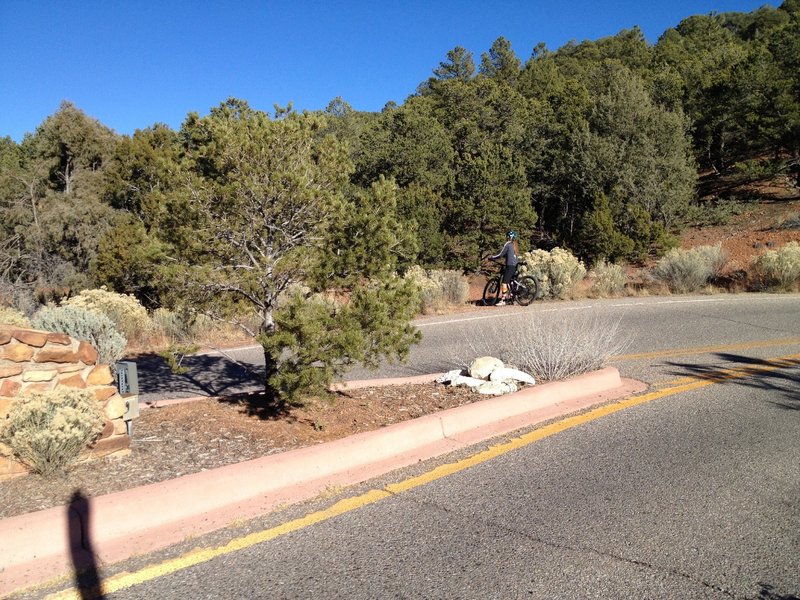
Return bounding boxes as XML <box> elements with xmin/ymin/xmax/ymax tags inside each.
<box><xmin>404</xmin><ymin>266</ymin><xmax>468</xmax><ymax>313</ymax></box>
<box><xmin>0</xmin><ymin>389</ymin><xmax>105</xmax><ymax>477</ymax></box>
<box><xmin>63</xmin><ymin>287</ymin><xmax>150</xmax><ymax>342</ymax></box>
<box><xmin>519</xmin><ymin>248</ymin><xmax>586</xmax><ymax>299</ymax></box>
<box><xmin>590</xmin><ymin>260</ymin><xmax>627</xmax><ymax>297</ymax></box>
<box><xmin>751</xmin><ymin>241</ymin><xmax>800</xmax><ymax>291</ymax></box>
<box><xmin>0</xmin><ymin>306</ymin><xmax>30</xmax><ymax>327</ymax></box>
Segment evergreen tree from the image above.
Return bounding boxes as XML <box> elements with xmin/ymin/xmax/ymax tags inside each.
<box><xmin>171</xmin><ymin>100</ymin><xmax>419</xmax><ymax>403</ymax></box>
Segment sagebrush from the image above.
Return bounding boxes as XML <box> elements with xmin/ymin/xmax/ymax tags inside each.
<box><xmin>0</xmin><ymin>306</ymin><xmax>30</xmax><ymax>327</ymax></box>
<box><xmin>0</xmin><ymin>389</ymin><xmax>105</xmax><ymax>477</ymax></box>
<box><xmin>652</xmin><ymin>244</ymin><xmax>728</xmax><ymax>293</ymax></box>
<box><xmin>404</xmin><ymin>266</ymin><xmax>468</xmax><ymax>313</ymax></box>
<box><xmin>590</xmin><ymin>260</ymin><xmax>627</xmax><ymax>297</ymax></box>
<box><xmin>31</xmin><ymin>304</ymin><xmax>127</xmax><ymax>365</ymax></box>
<box><xmin>751</xmin><ymin>241</ymin><xmax>800</xmax><ymax>291</ymax></box>
<box><xmin>518</xmin><ymin>248</ymin><xmax>586</xmax><ymax>299</ymax></box>
<box><xmin>63</xmin><ymin>287</ymin><xmax>150</xmax><ymax>343</ymax></box>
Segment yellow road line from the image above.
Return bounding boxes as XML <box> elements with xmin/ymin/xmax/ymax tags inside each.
<box><xmin>614</xmin><ymin>337</ymin><xmax>800</xmax><ymax>362</ymax></box>
<box><xmin>46</xmin><ymin>352</ymin><xmax>800</xmax><ymax>600</ymax></box>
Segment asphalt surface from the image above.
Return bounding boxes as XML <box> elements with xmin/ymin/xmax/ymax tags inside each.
<box><xmin>14</xmin><ymin>293</ymin><xmax>796</xmax><ymax>599</ymax></box>
<box><xmin>97</xmin><ymin>361</ymin><xmax>800</xmax><ymax>599</ymax></box>
<box><xmin>136</xmin><ymin>293</ymin><xmax>800</xmax><ymax>402</ymax></box>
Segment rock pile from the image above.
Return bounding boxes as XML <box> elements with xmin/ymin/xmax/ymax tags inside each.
<box><xmin>436</xmin><ymin>356</ymin><xmax>535</xmax><ymax>396</ymax></box>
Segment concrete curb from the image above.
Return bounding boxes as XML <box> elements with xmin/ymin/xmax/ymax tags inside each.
<box><xmin>0</xmin><ymin>367</ymin><xmax>646</xmax><ymax>596</ymax></box>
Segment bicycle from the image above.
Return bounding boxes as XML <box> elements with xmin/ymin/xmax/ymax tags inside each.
<box><xmin>482</xmin><ymin>262</ymin><xmax>540</xmax><ymax>306</ymax></box>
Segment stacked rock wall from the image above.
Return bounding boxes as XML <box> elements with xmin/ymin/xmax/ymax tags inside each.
<box><xmin>0</xmin><ymin>326</ymin><xmax>130</xmax><ymax>480</ymax></box>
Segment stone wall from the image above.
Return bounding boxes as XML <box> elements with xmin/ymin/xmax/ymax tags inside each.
<box><xmin>0</xmin><ymin>326</ymin><xmax>130</xmax><ymax>480</ymax></box>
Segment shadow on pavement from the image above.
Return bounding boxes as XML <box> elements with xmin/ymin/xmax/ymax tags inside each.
<box><xmin>134</xmin><ymin>353</ymin><xmax>265</xmax><ymax>401</ymax></box>
<box><xmin>68</xmin><ymin>489</ymin><xmax>105</xmax><ymax>599</ymax></box>
<box><xmin>665</xmin><ymin>352</ymin><xmax>800</xmax><ymax>410</ymax></box>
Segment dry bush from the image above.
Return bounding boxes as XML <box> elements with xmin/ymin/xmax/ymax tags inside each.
<box><xmin>652</xmin><ymin>244</ymin><xmax>728</xmax><ymax>293</ymax></box>
<box><xmin>502</xmin><ymin>314</ymin><xmax>631</xmax><ymax>381</ymax></box>
<box><xmin>0</xmin><ymin>389</ymin><xmax>105</xmax><ymax>477</ymax></box>
<box><xmin>31</xmin><ymin>304</ymin><xmax>127</xmax><ymax>366</ymax></box>
<box><xmin>0</xmin><ymin>306</ymin><xmax>30</xmax><ymax>327</ymax></box>
<box><xmin>751</xmin><ymin>241</ymin><xmax>800</xmax><ymax>291</ymax></box>
<box><xmin>404</xmin><ymin>266</ymin><xmax>468</xmax><ymax>314</ymax></box>
<box><xmin>456</xmin><ymin>314</ymin><xmax>630</xmax><ymax>382</ymax></box>
<box><xmin>776</xmin><ymin>212</ymin><xmax>800</xmax><ymax>230</ymax></box>
<box><xmin>590</xmin><ymin>260</ymin><xmax>628</xmax><ymax>298</ymax></box>
<box><xmin>63</xmin><ymin>287</ymin><xmax>150</xmax><ymax>345</ymax></box>
<box><xmin>519</xmin><ymin>248</ymin><xmax>586</xmax><ymax>299</ymax></box>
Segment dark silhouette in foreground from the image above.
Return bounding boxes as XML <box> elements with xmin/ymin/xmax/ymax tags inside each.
<box><xmin>68</xmin><ymin>490</ymin><xmax>105</xmax><ymax>599</ymax></box>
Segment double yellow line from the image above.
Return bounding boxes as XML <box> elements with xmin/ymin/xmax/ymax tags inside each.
<box><xmin>46</xmin><ymin>350</ymin><xmax>800</xmax><ymax>600</ymax></box>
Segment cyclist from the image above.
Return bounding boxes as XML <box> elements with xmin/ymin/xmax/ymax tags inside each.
<box><xmin>489</xmin><ymin>230</ymin><xmax>519</xmax><ymax>306</ymax></box>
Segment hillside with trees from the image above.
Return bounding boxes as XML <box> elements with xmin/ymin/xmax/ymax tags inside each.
<box><xmin>1</xmin><ymin>2</ymin><xmax>798</xmax><ymax>399</ymax></box>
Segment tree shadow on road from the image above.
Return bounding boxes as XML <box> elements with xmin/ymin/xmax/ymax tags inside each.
<box><xmin>664</xmin><ymin>352</ymin><xmax>800</xmax><ymax>410</ymax></box>
<box><xmin>133</xmin><ymin>352</ymin><xmax>265</xmax><ymax>399</ymax></box>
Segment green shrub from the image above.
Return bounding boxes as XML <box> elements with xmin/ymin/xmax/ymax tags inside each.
<box><xmin>0</xmin><ymin>306</ymin><xmax>31</xmax><ymax>327</ymax></box>
<box><xmin>404</xmin><ymin>266</ymin><xmax>468</xmax><ymax>313</ymax></box>
<box><xmin>685</xmin><ymin>199</ymin><xmax>745</xmax><ymax>227</ymax></box>
<box><xmin>652</xmin><ymin>244</ymin><xmax>728</xmax><ymax>293</ymax></box>
<box><xmin>590</xmin><ymin>260</ymin><xmax>627</xmax><ymax>297</ymax></box>
<box><xmin>751</xmin><ymin>241</ymin><xmax>800</xmax><ymax>291</ymax></box>
<box><xmin>63</xmin><ymin>287</ymin><xmax>150</xmax><ymax>343</ymax></box>
<box><xmin>31</xmin><ymin>305</ymin><xmax>127</xmax><ymax>365</ymax></box>
<box><xmin>0</xmin><ymin>389</ymin><xmax>105</xmax><ymax>477</ymax></box>
<box><xmin>519</xmin><ymin>248</ymin><xmax>586</xmax><ymax>299</ymax></box>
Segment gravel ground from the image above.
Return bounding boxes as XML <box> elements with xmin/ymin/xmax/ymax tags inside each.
<box><xmin>0</xmin><ymin>383</ymin><xmax>483</xmax><ymax>519</ymax></box>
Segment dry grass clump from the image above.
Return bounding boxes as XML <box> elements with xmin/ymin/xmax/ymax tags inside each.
<box><xmin>774</xmin><ymin>211</ymin><xmax>800</xmax><ymax>230</ymax></box>
<box><xmin>652</xmin><ymin>244</ymin><xmax>728</xmax><ymax>293</ymax></box>
<box><xmin>502</xmin><ymin>314</ymin><xmax>630</xmax><ymax>381</ymax></box>
<box><xmin>0</xmin><ymin>389</ymin><xmax>105</xmax><ymax>477</ymax></box>
<box><xmin>457</xmin><ymin>314</ymin><xmax>630</xmax><ymax>382</ymax></box>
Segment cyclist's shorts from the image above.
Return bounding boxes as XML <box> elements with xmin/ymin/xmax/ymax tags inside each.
<box><xmin>502</xmin><ymin>264</ymin><xmax>516</xmax><ymax>284</ymax></box>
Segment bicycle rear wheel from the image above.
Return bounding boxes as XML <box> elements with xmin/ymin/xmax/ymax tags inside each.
<box><xmin>482</xmin><ymin>278</ymin><xmax>502</xmax><ymax>306</ymax></box>
<box><xmin>514</xmin><ymin>275</ymin><xmax>539</xmax><ymax>306</ymax></box>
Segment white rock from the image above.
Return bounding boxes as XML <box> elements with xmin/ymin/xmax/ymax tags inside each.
<box><xmin>477</xmin><ymin>381</ymin><xmax>518</xmax><ymax>395</ymax></box>
<box><xmin>469</xmin><ymin>356</ymin><xmax>504</xmax><ymax>380</ymax></box>
<box><xmin>436</xmin><ymin>369</ymin><xmax>464</xmax><ymax>384</ymax></box>
<box><xmin>489</xmin><ymin>367</ymin><xmax>536</xmax><ymax>386</ymax></box>
<box><xmin>451</xmin><ymin>375</ymin><xmax>488</xmax><ymax>388</ymax></box>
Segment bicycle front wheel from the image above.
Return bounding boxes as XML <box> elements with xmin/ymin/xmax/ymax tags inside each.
<box><xmin>482</xmin><ymin>278</ymin><xmax>502</xmax><ymax>306</ymax></box>
<box><xmin>514</xmin><ymin>276</ymin><xmax>539</xmax><ymax>306</ymax></box>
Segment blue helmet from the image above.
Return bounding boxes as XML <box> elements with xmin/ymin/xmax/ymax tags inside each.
<box><xmin>507</xmin><ymin>230</ymin><xmax>518</xmax><ymax>240</ymax></box>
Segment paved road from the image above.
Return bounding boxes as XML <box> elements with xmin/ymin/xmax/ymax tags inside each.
<box><xmin>137</xmin><ymin>293</ymin><xmax>800</xmax><ymax>401</ymax></box>
<box><xmin>102</xmin><ymin>354</ymin><xmax>800</xmax><ymax>599</ymax></box>
<box><xmin>53</xmin><ymin>292</ymin><xmax>798</xmax><ymax>599</ymax></box>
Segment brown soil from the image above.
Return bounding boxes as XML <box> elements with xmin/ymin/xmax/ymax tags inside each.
<box><xmin>0</xmin><ymin>383</ymin><xmax>482</xmax><ymax>519</ymax></box>
<box><xmin>680</xmin><ymin>196</ymin><xmax>800</xmax><ymax>272</ymax></box>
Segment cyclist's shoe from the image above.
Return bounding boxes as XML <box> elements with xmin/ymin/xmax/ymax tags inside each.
<box><xmin>496</xmin><ymin>300</ymin><xmax>506</xmax><ymax>306</ymax></box>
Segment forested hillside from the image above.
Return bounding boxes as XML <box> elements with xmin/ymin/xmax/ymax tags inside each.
<box><xmin>2</xmin><ymin>1</ymin><xmax>798</xmax><ymax>312</ymax></box>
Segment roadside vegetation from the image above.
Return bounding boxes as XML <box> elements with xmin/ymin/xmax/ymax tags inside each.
<box><xmin>1</xmin><ymin>2</ymin><xmax>799</xmax><ymax>403</ymax></box>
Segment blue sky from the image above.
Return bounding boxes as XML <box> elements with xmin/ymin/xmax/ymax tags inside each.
<box><xmin>0</xmin><ymin>0</ymin><xmax>781</xmax><ymax>141</ymax></box>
